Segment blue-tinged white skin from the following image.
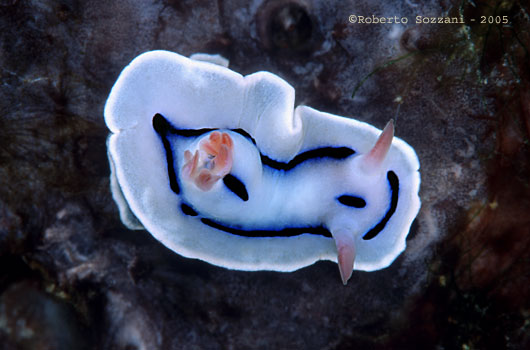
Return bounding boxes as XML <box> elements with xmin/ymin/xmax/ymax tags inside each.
<box><xmin>104</xmin><ymin>50</ymin><xmax>421</xmax><ymax>284</ymax></box>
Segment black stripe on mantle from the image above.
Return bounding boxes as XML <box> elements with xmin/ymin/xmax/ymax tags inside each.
<box><xmin>152</xmin><ymin>113</ymin><xmax>399</xmax><ymax>240</ymax></box>
<box><xmin>362</xmin><ymin>171</ymin><xmax>399</xmax><ymax>240</ymax></box>
<box><xmin>152</xmin><ymin>113</ymin><xmax>355</xmax><ymax>171</ymax></box>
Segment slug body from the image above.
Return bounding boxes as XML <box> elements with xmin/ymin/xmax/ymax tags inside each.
<box><xmin>105</xmin><ymin>50</ymin><xmax>421</xmax><ymax>284</ymax></box>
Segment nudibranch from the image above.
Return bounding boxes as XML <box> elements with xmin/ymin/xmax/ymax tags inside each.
<box><xmin>104</xmin><ymin>50</ymin><xmax>420</xmax><ymax>284</ymax></box>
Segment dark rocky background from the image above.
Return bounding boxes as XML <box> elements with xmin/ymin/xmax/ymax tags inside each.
<box><xmin>0</xmin><ymin>0</ymin><xmax>529</xmax><ymax>349</ymax></box>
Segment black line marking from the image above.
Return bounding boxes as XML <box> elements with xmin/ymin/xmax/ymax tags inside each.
<box><xmin>337</xmin><ymin>195</ymin><xmax>366</xmax><ymax>208</ymax></box>
<box><xmin>362</xmin><ymin>171</ymin><xmax>399</xmax><ymax>240</ymax></box>
<box><xmin>231</xmin><ymin>129</ymin><xmax>256</xmax><ymax>144</ymax></box>
<box><xmin>155</xmin><ymin>113</ymin><xmax>255</xmax><ymax>142</ymax></box>
<box><xmin>152</xmin><ymin>113</ymin><xmax>355</xmax><ymax>173</ymax></box>
<box><xmin>153</xmin><ymin>113</ymin><xmax>399</xmax><ymax>241</ymax></box>
<box><xmin>152</xmin><ymin>113</ymin><xmax>170</xmax><ymax>134</ymax></box>
<box><xmin>200</xmin><ymin>218</ymin><xmax>332</xmax><ymax>238</ymax></box>
<box><xmin>172</xmin><ymin>127</ymin><xmax>217</xmax><ymax>137</ymax></box>
<box><xmin>199</xmin><ymin>171</ymin><xmax>398</xmax><ymax>239</ymax></box>
<box><xmin>153</xmin><ymin>114</ymin><xmax>180</xmax><ymax>194</ymax></box>
<box><xmin>181</xmin><ymin>203</ymin><xmax>198</xmax><ymax>216</ymax></box>
<box><xmin>260</xmin><ymin>147</ymin><xmax>355</xmax><ymax>171</ymax></box>
<box><xmin>223</xmin><ymin>174</ymin><xmax>249</xmax><ymax>201</ymax></box>
<box><xmin>154</xmin><ymin>113</ymin><xmax>216</xmax><ymax>137</ymax></box>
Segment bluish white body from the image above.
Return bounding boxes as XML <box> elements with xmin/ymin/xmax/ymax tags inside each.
<box><xmin>105</xmin><ymin>50</ymin><xmax>421</xmax><ymax>283</ymax></box>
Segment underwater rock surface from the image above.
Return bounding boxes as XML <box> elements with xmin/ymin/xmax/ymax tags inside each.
<box><xmin>0</xmin><ymin>0</ymin><xmax>528</xmax><ymax>349</ymax></box>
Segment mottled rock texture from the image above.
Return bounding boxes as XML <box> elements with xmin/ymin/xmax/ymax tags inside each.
<box><xmin>0</xmin><ymin>0</ymin><xmax>529</xmax><ymax>349</ymax></box>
